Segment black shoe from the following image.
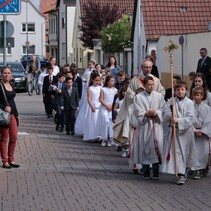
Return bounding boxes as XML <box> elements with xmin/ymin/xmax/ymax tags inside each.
<box><xmin>47</xmin><ymin>115</ymin><xmax>50</xmax><ymax>118</ymax></box>
<box><xmin>117</xmin><ymin>146</ymin><xmax>122</xmax><ymax>152</ymax></box>
<box><xmin>9</xmin><ymin>163</ymin><xmax>20</xmax><ymax>168</ymax></box>
<box><xmin>143</xmin><ymin>165</ymin><xmax>151</xmax><ymax>180</ymax></box>
<box><xmin>3</xmin><ymin>163</ymin><xmax>11</xmax><ymax>169</ymax></box>
<box><xmin>71</xmin><ymin>131</ymin><xmax>75</xmax><ymax>136</ymax></box>
<box><xmin>152</xmin><ymin>171</ymin><xmax>159</xmax><ymax>180</ymax></box>
<box><xmin>56</xmin><ymin>126</ymin><xmax>59</xmax><ymax>131</ymax></box>
<box><xmin>59</xmin><ymin>128</ymin><xmax>64</xmax><ymax>132</ymax></box>
<box><xmin>143</xmin><ymin>172</ymin><xmax>151</xmax><ymax>180</ymax></box>
<box><xmin>152</xmin><ymin>163</ymin><xmax>159</xmax><ymax>180</ymax></box>
<box><xmin>66</xmin><ymin>131</ymin><xmax>70</xmax><ymax>135</ymax></box>
<box><xmin>50</xmin><ymin>114</ymin><xmax>53</xmax><ymax>118</ymax></box>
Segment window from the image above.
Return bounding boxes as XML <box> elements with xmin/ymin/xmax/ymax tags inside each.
<box><xmin>49</xmin><ymin>17</ymin><xmax>57</xmax><ymax>34</ymax></box>
<box><xmin>62</xmin><ymin>43</ymin><xmax>66</xmax><ymax>59</ymax></box>
<box><xmin>22</xmin><ymin>23</ymin><xmax>35</xmax><ymax>33</ymax></box>
<box><xmin>22</xmin><ymin>45</ymin><xmax>35</xmax><ymax>54</ymax></box>
<box><xmin>0</xmin><ymin>48</ymin><xmax>11</xmax><ymax>55</ymax></box>
<box><xmin>62</xmin><ymin>13</ymin><xmax>65</xmax><ymax>28</ymax></box>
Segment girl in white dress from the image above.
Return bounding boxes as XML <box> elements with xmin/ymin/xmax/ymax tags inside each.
<box><xmin>113</xmin><ymin>85</ymin><xmax>128</xmax><ymax>115</ymax></box>
<box><xmin>83</xmin><ymin>73</ymin><xmax>102</xmax><ymax>141</ymax></box>
<box><xmin>75</xmin><ymin>61</ymin><xmax>96</xmax><ymax>135</ymax></box>
<box><xmin>97</xmin><ymin>76</ymin><xmax>117</xmax><ymax>147</ymax></box>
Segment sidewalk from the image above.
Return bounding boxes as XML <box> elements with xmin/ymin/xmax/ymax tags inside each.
<box><xmin>0</xmin><ymin>115</ymin><xmax>210</xmax><ymax>211</ymax></box>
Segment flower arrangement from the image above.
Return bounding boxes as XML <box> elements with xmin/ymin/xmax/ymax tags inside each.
<box><xmin>163</xmin><ymin>40</ymin><xmax>179</xmax><ymax>52</ymax></box>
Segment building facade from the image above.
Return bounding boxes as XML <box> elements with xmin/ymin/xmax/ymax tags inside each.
<box><xmin>0</xmin><ymin>0</ymin><xmax>46</xmax><ymax>63</ymax></box>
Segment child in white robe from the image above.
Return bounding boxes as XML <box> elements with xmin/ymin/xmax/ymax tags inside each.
<box><xmin>83</xmin><ymin>73</ymin><xmax>101</xmax><ymax>141</ymax></box>
<box><xmin>191</xmin><ymin>87</ymin><xmax>211</xmax><ymax>179</ymax></box>
<box><xmin>133</xmin><ymin>76</ymin><xmax>165</xmax><ymax>180</ymax></box>
<box><xmin>162</xmin><ymin>81</ymin><xmax>195</xmax><ymax>185</ymax></box>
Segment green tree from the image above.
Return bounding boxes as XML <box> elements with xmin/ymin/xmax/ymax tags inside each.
<box><xmin>100</xmin><ymin>15</ymin><xmax>132</xmax><ymax>53</ymax></box>
<box><xmin>78</xmin><ymin>1</ymin><xmax>123</xmax><ymax>48</ymax></box>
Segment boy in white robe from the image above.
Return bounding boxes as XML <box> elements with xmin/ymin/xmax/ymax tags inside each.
<box><xmin>113</xmin><ymin>60</ymin><xmax>165</xmax><ymax>145</ymax></box>
<box><xmin>162</xmin><ymin>81</ymin><xmax>195</xmax><ymax>185</ymax></box>
<box><xmin>133</xmin><ymin>76</ymin><xmax>165</xmax><ymax>179</ymax></box>
<box><xmin>191</xmin><ymin>87</ymin><xmax>211</xmax><ymax>179</ymax></box>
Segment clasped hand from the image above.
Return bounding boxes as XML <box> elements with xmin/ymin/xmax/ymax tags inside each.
<box><xmin>145</xmin><ymin>109</ymin><xmax>157</xmax><ymax>117</ymax></box>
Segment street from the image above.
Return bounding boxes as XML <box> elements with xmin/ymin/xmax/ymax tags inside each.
<box><xmin>0</xmin><ymin>93</ymin><xmax>210</xmax><ymax>211</ymax></box>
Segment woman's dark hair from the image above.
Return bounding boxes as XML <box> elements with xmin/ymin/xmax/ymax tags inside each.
<box><xmin>106</xmin><ymin>56</ymin><xmax>117</xmax><ymax>67</ymax></box>
<box><xmin>104</xmin><ymin>75</ymin><xmax>114</xmax><ymax>87</ymax></box>
<box><xmin>119</xmin><ymin>85</ymin><xmax>128</xmax><ymax>100</ymax></box>
<box><xmin>89</xmin><ymin>72</ymin><xmax>100</xmax><ymax>86</ymax></box>
<box><xmin>49</xmin><ymin>57</ymin><xmax>56</xmax><ymax>62</ymax></box>
<box><xmin>143</xmin><ymin>76</ymin><xmax>154</xmax><ymax>85</ymax></box>
<box><xmin>1</xmin><ymin>66</ymin><xmax>11</xmax><ymax>74</ymax></box>
<box><xmin>189</xmin><ymin>73</ymin><xmax>207</xmax><ymax>100</ymax></box>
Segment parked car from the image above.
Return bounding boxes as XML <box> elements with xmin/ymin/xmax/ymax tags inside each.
<box><xmin>0</xmin><ymin>61</ymin><xmax>27</xmax><ymax>92</ymax></box>
<box><xmin>21</xmin><ymin>55</ymin><xmax>49</xmax><ymax>70</ymax></box>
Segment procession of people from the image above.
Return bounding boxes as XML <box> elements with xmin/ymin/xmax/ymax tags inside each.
<box><xmin>0</xmin><ymin>49</ymin><xmax>211</xmax><ymax>186</ymax></box>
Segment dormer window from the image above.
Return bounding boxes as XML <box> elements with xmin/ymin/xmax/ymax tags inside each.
<box><xmin>180</xmin><ymin>6</ymin><xmax>188</xmax><ymax>12</ymax></box>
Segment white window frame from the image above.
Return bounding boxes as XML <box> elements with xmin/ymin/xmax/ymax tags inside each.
<box><xmin>22</xmin><ymin>23</ymin><xmax>35</xmax><ymax>33</ymax></box>
<box><xmin>0</xmin><ymin>48</ymin><xmax>11</xmax><ymax>55</ymax></box>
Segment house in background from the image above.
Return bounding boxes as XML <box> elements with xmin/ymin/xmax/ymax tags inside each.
<box><xmin>0</xmin><ymin>0</ymin><xmax>45</xmax><ymax>63</ymax></box>
<box><xmin>71</xmin><ymin>0</ymin><xmax>134</xmax><ymax>69</ymax></box>
<box><xmin>133</xmin><ymin>0</ymin><xmax>211</xmax><ymax>88</ymax></box>
<box><xmin>40</xmin><ymin>0</ymin><xmax>57</xmax><ymax>59</ymax></box>
<box><xmin>45</xmin><ymin>0</ymin><xmax>76</xmax><ymax>67</ymax></box>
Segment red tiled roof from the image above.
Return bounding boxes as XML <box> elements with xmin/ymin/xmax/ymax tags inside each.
<box><xmin>80</xmin><ymin>0</ymin><xmax>134</xmax><ymax>17</ymax></box>
<box><xmin>142</xmin><ymin>0</ymin><xmax>211</xmax><ymax>40</ymax></box>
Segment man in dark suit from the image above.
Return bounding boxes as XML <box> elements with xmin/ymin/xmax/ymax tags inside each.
<box><xmin>196</xmin><ymin>48</ymin><xmax>211</xmax><ymax>91</ymax></box>
<box><xmin>51</xmin><ymin>73</ymin><xmax>66</xmax><ymax>132</ymax></box>
<box><xmin>62</xmin><ymin>77</ymin><xmax>79</xmax><ymax>135</ymax></box>
<box><xmin>42</xmin><ymin>65</ymin><xmax>58</xmax><ymax>118</ymax></box>
<box><xmin>71</xmin><ymin>68</ymin><xmax>83</xmax><ymax>99</ymax></box>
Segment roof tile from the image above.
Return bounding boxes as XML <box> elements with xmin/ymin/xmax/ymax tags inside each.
<box><xmin>142</xmin><ymin>0</ymin><xmax>211</xmax><ymax>40</ymax></box>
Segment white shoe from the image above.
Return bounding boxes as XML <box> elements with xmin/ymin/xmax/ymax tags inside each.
<box><xmin>111</xmin><ymin>140</ymin><xmax>116</xmax><ymax>146</ymax></box>
<box><xmin>193</xmin><ymin>170</ymin><xmax>201</xmax><ymax>180</ymax></box>
<box><xmin>107</xmin><ymin>141</ymin><xmax>112</xmax><ymax>147</ymax></box>
<box><xmin>101</xmin><ymin>140</ymin><xmax>106</xmax><ymax>147</ymax></box>
<box><xmin>122</xmin><ymin>151</ymin><xmax>127</xmax><ymax>157</ymax></box>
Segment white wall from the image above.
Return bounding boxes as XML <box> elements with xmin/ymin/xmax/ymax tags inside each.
<box><xmin>0</xmin><ymin>0</ymin><xmax>45</xmax><ymax>62</ymax></box>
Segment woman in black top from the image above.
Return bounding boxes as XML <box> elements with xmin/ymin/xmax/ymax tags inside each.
<box><xmin>0</xmin><ymin>66</ymin><xmax>20</xmax><ymax>168</ymax></box>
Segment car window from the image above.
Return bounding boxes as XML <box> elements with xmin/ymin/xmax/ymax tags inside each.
<box><xmin>0</xmin><ymin>63</ymin><xmax>24</xmax><ymax>72</ymax></box>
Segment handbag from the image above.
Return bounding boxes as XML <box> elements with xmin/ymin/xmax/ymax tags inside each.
<box><xmin>0</xmin><ymin>82</ymin><xmax>10</xmax><ymax>127</ymax></box>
